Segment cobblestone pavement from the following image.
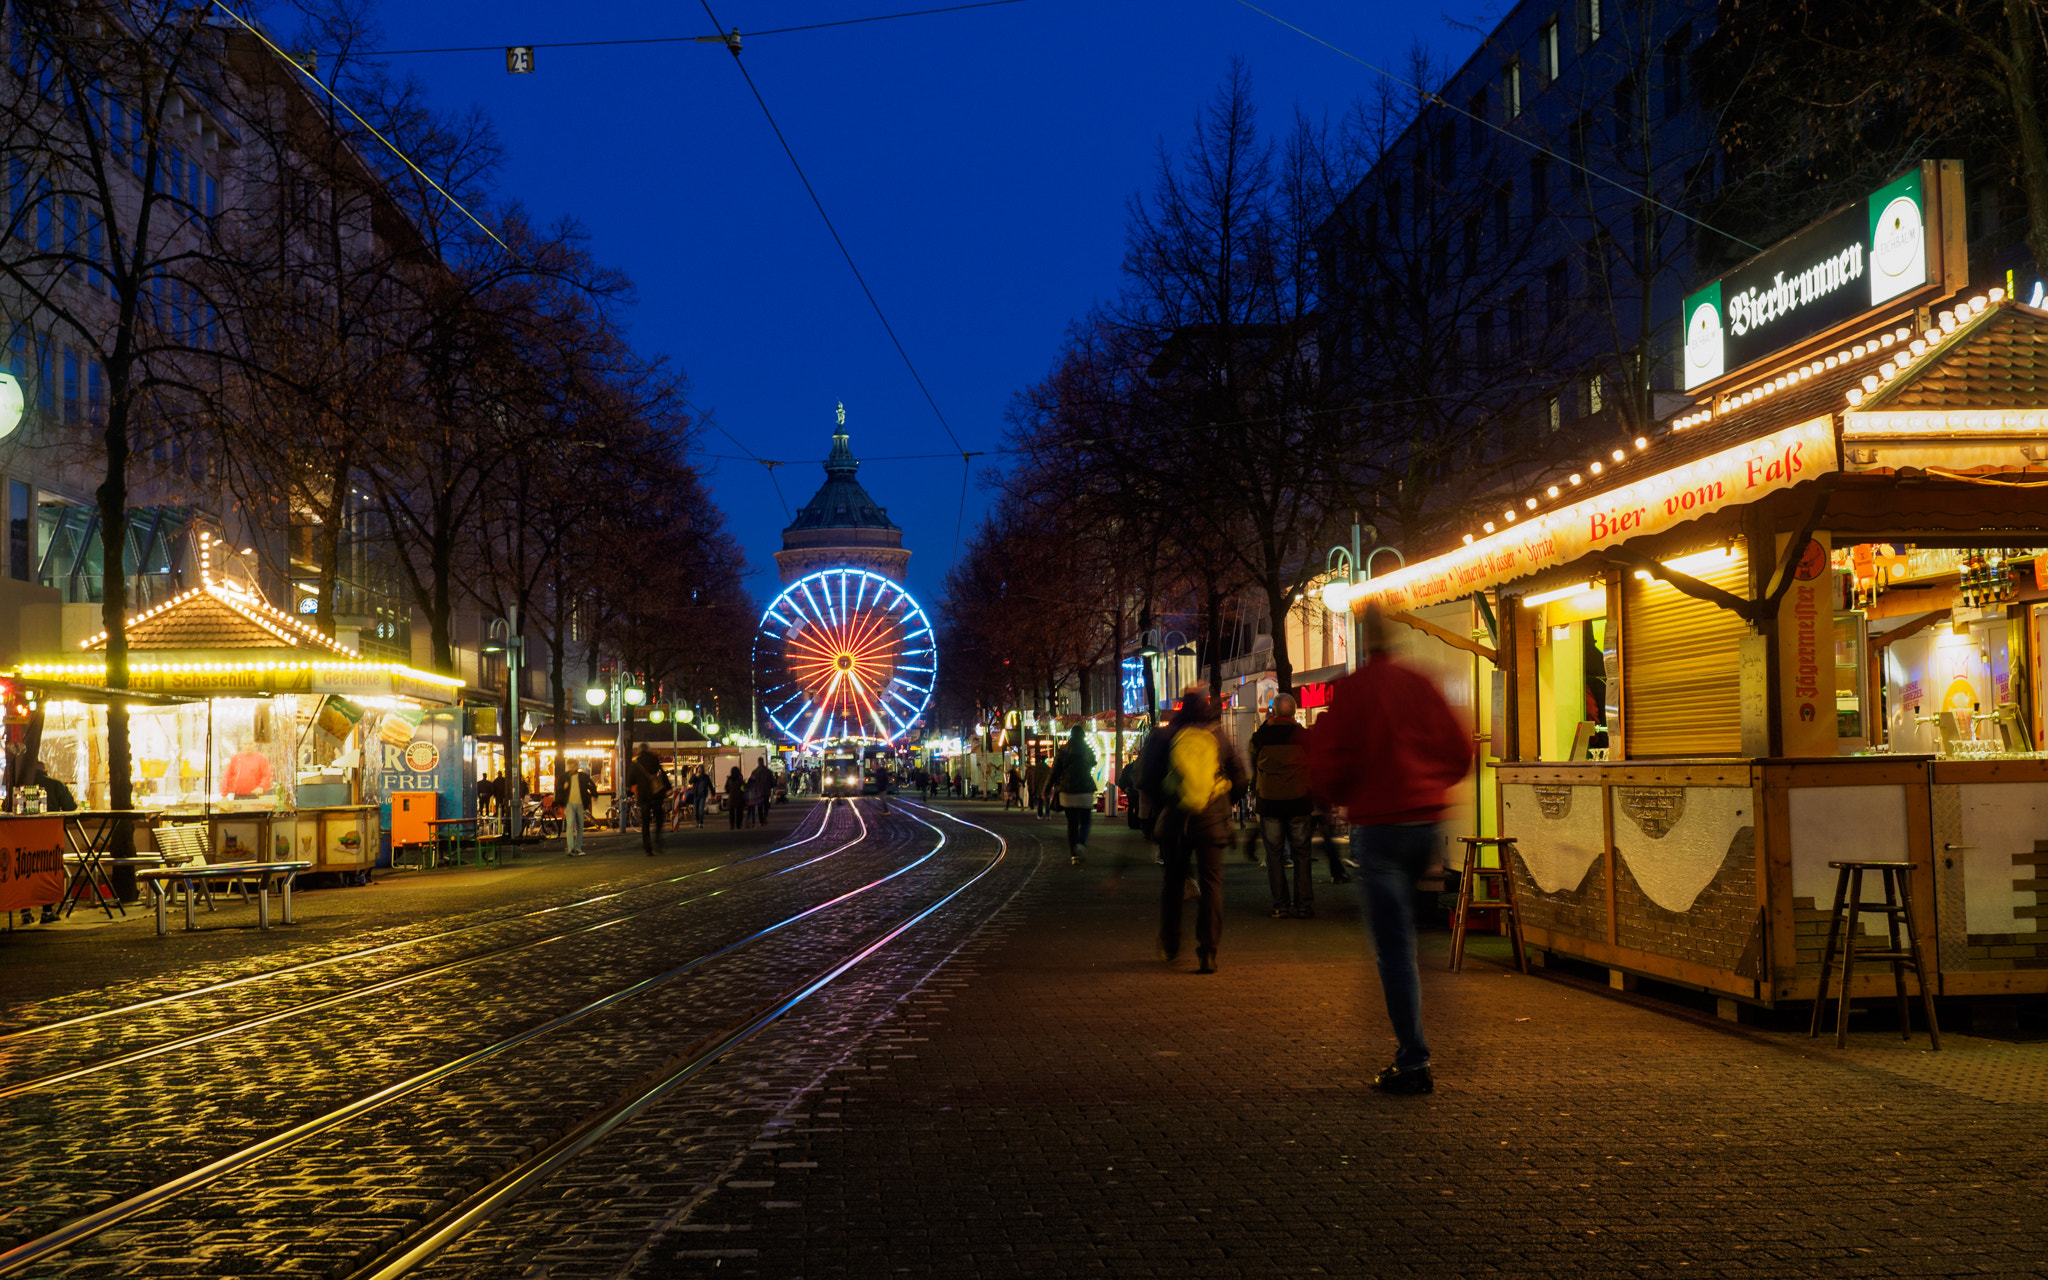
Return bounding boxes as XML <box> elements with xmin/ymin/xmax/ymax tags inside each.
<box><xmin>7</xmin><ymin>799</ymin><xmax>2046</xmax><ymax>1278</ymax></box>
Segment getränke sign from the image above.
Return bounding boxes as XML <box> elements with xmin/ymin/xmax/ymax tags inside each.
<box><xmin>1683</xmin><ymin>165</ymin><xmax>1936</xmax><ymax>391</ymax></box>
<box><xmin>1350</xmin><ymin>417</ymin><xmax>1839</xmax><ymax>614</ymax></box>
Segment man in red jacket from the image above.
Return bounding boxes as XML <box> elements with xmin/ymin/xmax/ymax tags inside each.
<box><xmin>1310</xmin><ymin>603</ymin><xmax>1473</xmax><ymax>1095</ymax></box>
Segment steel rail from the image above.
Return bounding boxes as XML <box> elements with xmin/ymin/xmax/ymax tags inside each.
<box><xmin>348</xmin><ymin>800</ymin><xmax>1006</xmax><ymax>1278</ymax></box>
<box><xmin>0</xmin><ymin>801</ymin><xmax>880</xmax><ymax>1100</ymax></box>
<box><xmin>0</xmin><ymin>802</ymin><xmax>961</xmax><ymax>1276</ymax></box>
<box><xmin>0</xmin><ymin>800</ymin><xmax>842</xmax><ymax>1044</ymax></box>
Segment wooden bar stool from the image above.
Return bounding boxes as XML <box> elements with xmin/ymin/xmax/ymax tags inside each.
<box><xmin>1808</xmin><ymin>860</ymin><xmax>1940</xmax><ymax>1050</ymax></box>
<box><xmin>1450</xmin><ymin>836</ymin><xmax>1527</xmax><ymax>974</ymax></box>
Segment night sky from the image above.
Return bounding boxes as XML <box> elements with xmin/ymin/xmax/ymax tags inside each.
<box><xmin>364</xmin><ymin>1</ymin><xmax>1462</xmax><ymax>613</ymax></box>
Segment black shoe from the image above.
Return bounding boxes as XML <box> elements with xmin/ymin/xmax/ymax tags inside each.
<box><xmin>1372</xmin><ymin>1064</ymin><xmax>1433</xmax><ymax>1094</ymax></box>
<box><xmin>1270</xmin><ymin>905</ymin><xmax>1290</xmax><ymax>919</ymax></box>
<box><xmin>1196</xmin><ymin>948</ymin><xmax>1217</xmax><ymax>974</ymax></box>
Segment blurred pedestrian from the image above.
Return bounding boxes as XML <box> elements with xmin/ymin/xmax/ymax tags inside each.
<box><xmin>630</xmin><ymin>746</ymin><xmax>670</xmax><ymax>856</ymax></box>
<box><xmin>1252</xmin><ymin>693</ymin><xmax>1316</xmax><ymax>919</ymax></box>
<box><xmin>748</xmin><ymin>760</ymin><xmax>776</xmax><ymax>826</ymax></box>
<box><xmin>725</xmin><ymin>767</ymin><xmax>746</xmax><ymax>829</ymax></box>
<box><xmin>1049</xmin><ymin>725</ymin><xmax>1098</xmax><ymax>866</ymax></box>
<box><xmin>1029</xmin><ymin>755</ymin><xmax>1052</xmax><ymax>818</ymax></box>
<box><xmin>1156</xmin><ymin>685</ymin><xmax>1245</xmax><ymax>974</ymax></box>
<box><xmin>560</xmin><ymin>764</ymin><xmax>594</xmax><ymax>857</ymax></box>
<box><xmin>690</xmin><ymin>767</ymin><xmax>712</xmax><ymax>827</ymax></box>
<box><xmin>1310</xmin><ymin>603</ymin><xmax>1473</xmax><ymax>1097</ymax></box>
<box><xmin>1003</xmin><ymin>766</ymin><xmax>1022</xmax><ymax>810</ymax></box>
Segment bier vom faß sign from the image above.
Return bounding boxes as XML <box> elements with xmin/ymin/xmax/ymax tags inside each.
<box><xmin>1683</xmin><ymin>166</ymin><xmax>1934</xmax><ymax>391</ymax></box>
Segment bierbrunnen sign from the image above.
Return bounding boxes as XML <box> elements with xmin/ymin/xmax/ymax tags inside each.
<box><xmin>1682</xmin><ymin>162</ymin><xmax>1963</xmax><ymax>391</ymax></box>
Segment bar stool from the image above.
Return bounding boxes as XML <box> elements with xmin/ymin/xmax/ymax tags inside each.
<box><xmin>1450</xmin><ymin>836</ymin><xmax>1527</xmax><ymax>974</ymax></box>
<box><xmin>1808</xmin><ymin>860</ymin><xmax>1940</xmax><ymax>1050</ymax></box>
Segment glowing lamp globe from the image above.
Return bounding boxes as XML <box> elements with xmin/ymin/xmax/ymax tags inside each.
<box><xmin>583</xmin><ymin>687</ymin><xmax>607</xmax><ymax>707</ymax></box>
<box><xmin>679</xmin><ymin>708</ymin><xmax>696</xmax><ymax>724</ymax></box>
<box><xmin>648</xmin><ymin>708</ymin><xmax>666</xmax><ymax>724</ymax></box>
<box><xmin>623</xmin><ymin>686</ymin><xmax>645</xmax><ymax>707</ymax></box>
<box><xmin>703</xmin><ymin>720</ymin><xmax>720</xmax><ymax>736</ymax></box>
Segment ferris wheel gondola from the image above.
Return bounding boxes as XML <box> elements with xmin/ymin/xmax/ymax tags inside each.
<box><xmin>753</xmin><ymin>568</ymin><xmax>936</xmax><ymax>748</ymax></box>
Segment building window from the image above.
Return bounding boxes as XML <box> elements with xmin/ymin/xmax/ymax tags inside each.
<box><xmin>8</xmin><ymin>480</ymin><xmax>29</xmax><ymax>581</ymax></box>
<box><xmin>1504</xmin><ymin>60</ymin><xmax>1522</xmax><ymax>119</ymax></box>
<box><xmin>1548</xmin><ymin>394</ymin><xmax>1562</xmax><ymax>431</ymax></box>
<box><xmin>87</xmin><ymin>359</ymin><xmax>102</xmax><ymax>425</ymax></box>
<box><xmin>1634</xmin><ymin>202</ymin><xmax>1654</xmax><ymax>269</ymax></box>
<box><xmin>1538</xmin><ymin>20</ymin><xmax>1560</xmax><ymax>83</ymax></box>
<box><xmin>1664</xmin><ymin>25</ymin><xmax>1691</xmax><ymax>117</ymax></box>
<box><xmin>1546</xmin><ymin>260</ymin><xmax>1568</xmax><ymax>328</ymax></box>
<box><xmin>61</xmin><ymin>346</ymin><xmax>77</xmax><ymax>425</ymax></box>
<box><xmin>35</xmin><ymin>334</ymin><xmax>51</xmax><ymax>417</ymax></box>
<box><xmin>1570</xmin><ymin>115</ymin><xmax>1590</xmax><ymax>194</ymax></box>
<box><xmin>1477</xmin><ymin>313</ymin><xmax>1496</xmax><ymax>364</ymax></box>
<box><xmin>1387</xmin><ymin>180</ymin><xmax>1401</xmax><ymax>227</ymax></box>
<box><xmin>1508</xmin><ymin>289</ymin><xmax>1528</xmax><ymax>355</ymax></box>
<box><xmin>1494</xmin><ymin>183</ymin><xmax>1512</xmax><ymax>247</ymax></box>
<box><xmin>1437</xmin><ymin>123</ymin><xmax>1456</xmax><ymax>177</ymax></box>
<box><xmin>1588</xmin><ymin>372</ymin><xmax>1605</xmax><ymax>414</ymax></box>
<box><xmin>1468</xmin><ymin>88</ymin><xmax>1488</xmax><ymax>158</ymax></box>
<box><xmin>1580</xmin><ymin>0</ymin><xmax>1602</xmax><ymax>45</ymax></box>
<box><xmin>1463</xmin><ymin>213</ymin><xmax>1480</xmax><ymax>277</ymax></box>
<box><xmin>1613</xmin><ymin>76</ymin><xmax>1637</xmax><ymax>154</ymax></box>
<box><xmin>1530</xmin><ymin>156</ymin><xmax>1549</xmax><ymax>219</ymax></box>
<box><xmin>1430</xmin><ymin>236</ymin><xmax>1447</xmax><ymax>290</ymax></box>
<box><xmin>34</xmin><ymin>181</ymin><xmax>50</xmax><ymax>253</ymax></box>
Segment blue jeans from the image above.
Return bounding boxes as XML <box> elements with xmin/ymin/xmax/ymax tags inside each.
<box><xmin>1063</xmin><ymin>804</ymin><xmax>1092</xmax><ymax>850</ymax></box>
<box><xmin>1353</xmin><ymin>823</ymin><xmax>1435</xmax><ymax>1071</ymax></box>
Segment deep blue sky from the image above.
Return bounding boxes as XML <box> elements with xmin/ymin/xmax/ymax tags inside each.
<box><xmin>365</xmin><ymin>1</ymin><xmax>1465</xmax><ymax>611</ymax></box>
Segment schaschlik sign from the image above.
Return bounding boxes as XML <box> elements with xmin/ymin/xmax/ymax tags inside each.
<box><xmin>1683</xmin><ymin>167</ymin><xmax>1932</xmax><ymax>391</ymax></box>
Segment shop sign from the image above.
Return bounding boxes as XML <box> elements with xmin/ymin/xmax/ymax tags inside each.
<box><xmin>1353</xmin><ymin>417</ymin><xmax>1838</xmax><ymax>615</ymax></box>
<box><xmin>1683</xmin><ymin>167</ymin><xmax>1935</xmax><ymax>391</ymax></box>
<box><xmin>0</xmin><ymin>816</ymin><xmax>64</xmax><ymax>912</ymax></box>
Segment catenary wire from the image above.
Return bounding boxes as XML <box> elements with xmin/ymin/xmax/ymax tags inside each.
<box><xmin>1227</xmin><ymin>0</ymin><xmax>1762</xmax><ymax>252</ymax></box>
<box><xmin>332</xmin><ymin>2</ymin><xmax>1030</xmax><ymax>57</ymax></box>
<box><xmin>697</xmin><ymin>0</ymin><xmax>968</xmax><ymax>461</ymax></box>
<box><xmin>209</xmin><ymin>1</ymin><xmax>512</xmax><ymax>256</ymax></box>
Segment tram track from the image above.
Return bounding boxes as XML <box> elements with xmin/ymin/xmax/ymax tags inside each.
<box><xmin>0</xmin><ymin>801</ymin><xmax>995</xmax><ymax>1277</ymax></box>
<box><xmin>0</xmin><ymin>801</ymin><xmax>879</xmax><ymax>1101</ymax></box>
<box><xmin>0</xmin><ymin>800</ymin><xmax>846</xmax><ymax>1049</ymax></box>
<box><xmin>347</xmin><ymin>801</ymin><xmax>1010</xmax><ymax>1280</ymax></box>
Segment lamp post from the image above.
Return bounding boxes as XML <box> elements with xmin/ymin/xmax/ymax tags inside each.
<box><xmin>1321</xmin><ymin>522</ymin><xmax>1405</xmax><ymax>674</ymax></box>
<box><xmin>582</xmin><ymin>671</ymin><xmax>644</xmax><ymax>826</ymax></box>
<box><xmin>484</xmin><ymin>607</ymin><xmax>525</xmax><ymax>838</ymax></box>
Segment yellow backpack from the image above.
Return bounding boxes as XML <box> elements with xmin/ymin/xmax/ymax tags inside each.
<box><xmin>1168</xmin><ymin>728</ymin><xmax>1226</xmax><ymax>813</ymax></box>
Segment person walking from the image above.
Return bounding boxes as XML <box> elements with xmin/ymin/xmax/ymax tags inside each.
<box><xmin>561</xmin><ymin>765</ymin><xmax>594</xmax><ymax>857</ymax></box>
<box><xmin>690</xmin><ymin>767</ymin><xmax>711</xmax><ymax>827</ymax></box>
<box><xmin>1155</xmin><ymin>686</ymin><xmax>1246</xmax><ymax>974</ymax></box>
<box><xmin>873</xmin><ymin>762</ymin><xmax>893</xmax><ymax>814</ymax></box>
<box><xmin>724</xmin><ymin>766</ymin><xmax>746</xmax><ymax>829</ymax></box>
<box><xmin>1003</xmin><ymin>766</ymin><xmax>1022</xmax><ymax>810</ymax></box>
<box><xmin>1251</xmin><ymin>693</ymin><xmax>1317</xmax><ymax>919</ymax></box>
<box><xmin>747</xmin><ymin>760</ymin><xmax>776</xmax><ymax>827</ymax></box>
<box><xmin>1310</xmin><ymin>604</ymin><xmax>1473</xmax><ymax>1096</ymax></box>
<box><xmin>630</xmin><ymin>746</ymin><xmax>670</xmax><ymax>856</ymax></box>
<box><xmin>1049</xmin><ymin>725</ymin><xmax>1098</xmax><ymax>866</ymax></box>
<box><xmin>1029</xmin><ymin>755</ymin><xmax>1053</xmax><ymax>818</ymax></box>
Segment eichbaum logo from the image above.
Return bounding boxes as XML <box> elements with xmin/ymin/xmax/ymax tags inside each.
<box><xmin>1869</xmin><ymin>191</ymin><xmax>1925</xmax><ymax>305</ymax></box>
<box><xmin>1684</xmin><ymin>290</ymin><xmax>1724</xmax><ymax>389</ymax></box>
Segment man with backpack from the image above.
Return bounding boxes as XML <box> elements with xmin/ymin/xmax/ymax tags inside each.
<box><xmin>1310</xmin><ymin>604</ymin><xmax>1473</xmax><ymax>1096</ymax></box>
<box><xmin>1251</xmin><ymin>693</ymin><xmax>1317</xmax><ymax>919</ymax></box>
<box><xmin>1154</xmin><ymin>685</ymin><xmax>1246</xmax><ymax>974</ymax></box>
<box><xmin>629</xmin><ymin>745</ymin><xmax>671</xmax><ymax>856</ymax></box>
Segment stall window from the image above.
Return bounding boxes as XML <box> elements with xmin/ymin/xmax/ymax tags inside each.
<box><xmin>1623</xmin><ymin>545</ymin><xmax>1749</xmax><ymax>757</ymax></box>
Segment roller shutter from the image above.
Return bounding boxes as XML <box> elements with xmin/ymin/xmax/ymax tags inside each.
<box><xmin>1623</xmin><ymin>544</ymin><xmax>1750</xmax><ymax>757</ymax></box>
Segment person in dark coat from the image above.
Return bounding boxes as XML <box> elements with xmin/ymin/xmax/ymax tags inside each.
<box><xmin>629</xmin><ymin>747</ymin><xmax>669</xmax><ymax>856</ymax></box>
<box><xmin>1251</xmin><ymin>694</ymin><xmax>1317</xmax><ymax>918</ymax></box>
<box><xmin>1049</xmin><ymin>725</ymin><xmax>1099</xmax><ymax>865</ymax></box>
<box><xmin>724</xmin><ymin>767</ymin><xmax>746</xmax><ymax>829</ymax></box>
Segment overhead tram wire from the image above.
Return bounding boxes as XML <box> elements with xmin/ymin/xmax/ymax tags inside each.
<box><xmin>332</xmin><ymin>2</ymin><xmax>1031</xmax><ymax>57</ymax></box>
<box><xmin>209</xmin><ymin>1</ymin><xmax>513</xmax><ymax>257</ymax></box>
<box><xmin>1227</xmin><ymin>0</ymin><xmax>1762</xmax><ymax>253</ymax></box>
<box><xmin>698</xmin><ymin>0</ymin><xmax>980</xmax><ymax>566</ymax></box>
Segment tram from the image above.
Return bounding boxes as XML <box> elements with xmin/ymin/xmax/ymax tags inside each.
<box><xmin>821</xmin><ymin>742</ymin><xmax>863</xmax><ymax>797</ymax></box>
<box><xmin>861</xmin><ymin>744</ymin><xmax>899</xmax><ymax>794</ymax></box>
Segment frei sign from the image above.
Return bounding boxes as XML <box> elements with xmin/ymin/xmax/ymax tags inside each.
<box><xmin>1351</xmin><ymin>417</ymin><xmax>1839</xmax><ymax>614</ymax></box>
<box><xmin>1683</xmin><ymin>166</ymin><xmax>1935</xmax><ymax>391</ymax></box>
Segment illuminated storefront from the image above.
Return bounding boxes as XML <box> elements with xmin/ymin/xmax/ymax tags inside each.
<box><xmin>1349</xmin><ymin>164</ymin><xmax>2048</xmax><ymax>1009</ymax></box>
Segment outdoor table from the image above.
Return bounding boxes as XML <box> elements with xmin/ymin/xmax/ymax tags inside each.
<box><xmin>135</xmin><ymin>859</ymin><xmax>313</xmax><ymax>935</ymax></box>
<box><xmin>58</xmin><ymin>810</ymin><xmax>155</xmax><ymax>920</ymax></box>
<box><xmin>427</xmin><ymin>817</ymin><xmax>480</xmax><ymax>867</ymax></box>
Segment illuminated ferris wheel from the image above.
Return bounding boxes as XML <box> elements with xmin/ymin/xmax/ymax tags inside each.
<box><xmin>754</xmin><ymin>568</ymin><xmax>937</xmax><ymax>747</ymax></box>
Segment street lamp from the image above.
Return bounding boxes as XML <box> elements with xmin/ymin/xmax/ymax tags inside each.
<box><xmin>584</xmin><ymin>686</ymin><xmax>606</xmax><ymax>708</ymax></box>
<box><xmin>1322</xmin><ymin>521</ymin><xmax>1404</xmax><ymax>673</ymax></box>
<box><xmin>648</xmin><ymin>708</ymin><xmax>666</xmax><ymax>724</ymax></box>
<box><xmin>623</xmin><ymin>685</ymin><xmax>646</xmax><ymax>707</ymax></box>
<box><xmin>483</xmin><ymin>607</ymin><xmax>525</xmax><ymax>838</ymax></box>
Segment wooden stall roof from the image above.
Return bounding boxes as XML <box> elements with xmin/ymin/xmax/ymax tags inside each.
<box><xmin>80</xmin><ymin>581</ymin><xmax>360</xmax><ymax>657</ymax></box>
<box><xmin>1861</xmin><ymin>300</ymin><xmax>2048</xmax><ymax>410</ymax></box>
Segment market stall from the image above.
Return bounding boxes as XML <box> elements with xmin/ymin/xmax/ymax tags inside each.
<box><xmin>1348</xmin><ymin>163</ymin><xmax>2048</xmax><ymax>1011</ymax></box>
<box><xmin>15</xmin><ymin>572</ymin><xmax>463</xmax><ymax>879</ymax></box>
